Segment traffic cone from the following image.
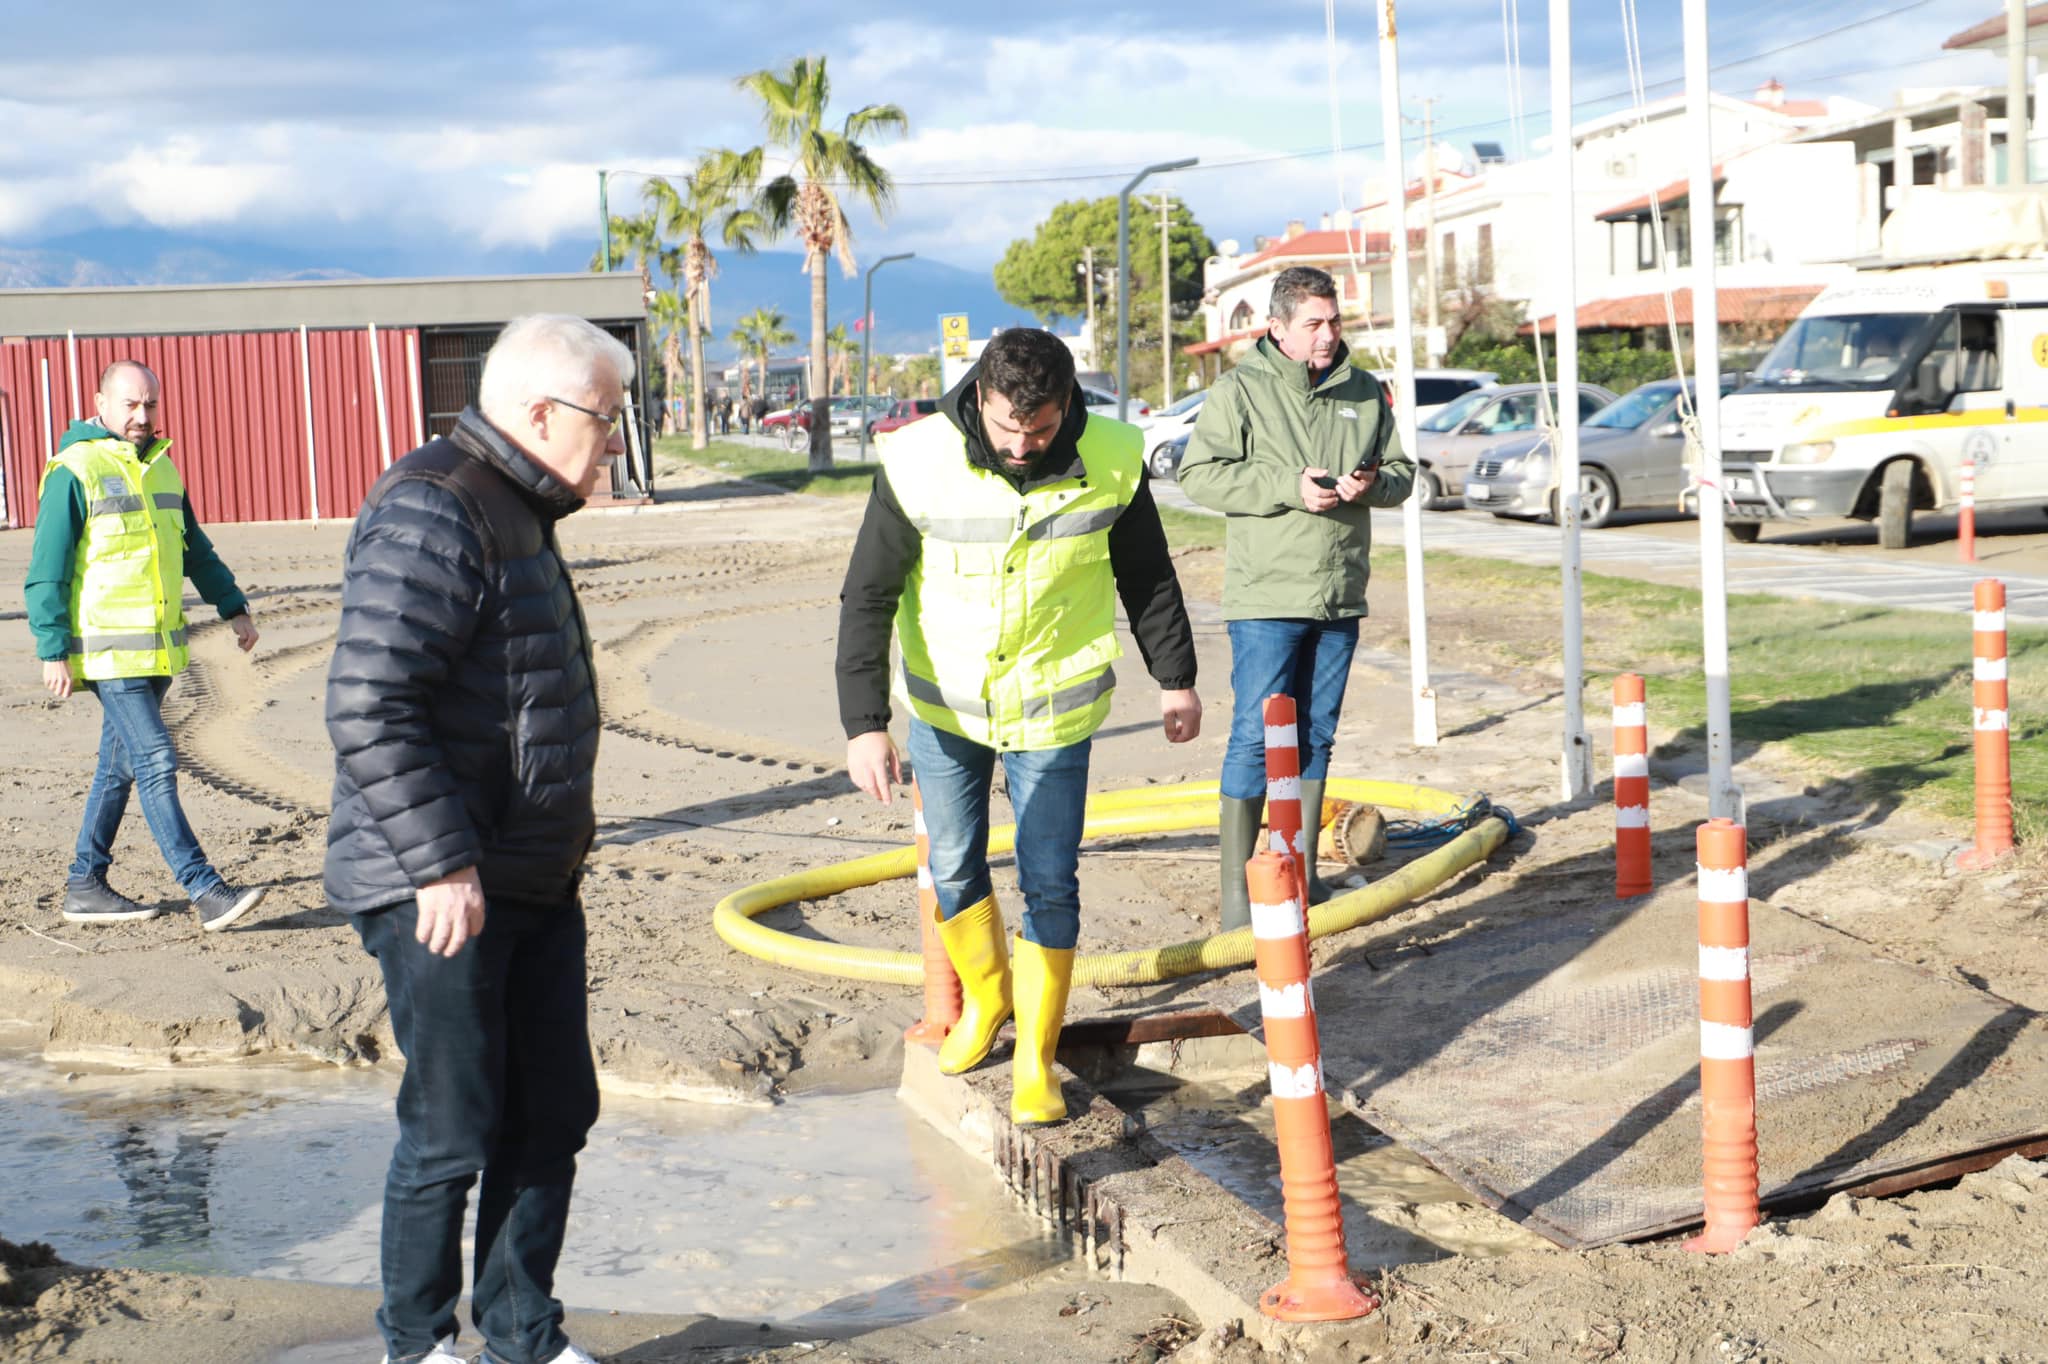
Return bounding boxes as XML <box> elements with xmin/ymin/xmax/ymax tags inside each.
<box><xmin>1247</xmin><ymin>849</ymin><xmax>1379</xmax><ymax>1321</ymax></box>
<box><xmin>1613</xmin><ymin>675</ymin><xmax>1652</xmax><ymax>898</ymax></box>
<box><xmin>1685</xmin><ymin>818</ymin><xmax>1759</xmax><ymax>1255</ymax></box>
<box><xmin>1959</xmin><ymin>579</ymin><xmax>2015</xmax><ymax>871</ymax></box>
<box><xmin>904</xmin><ymin>781</ymin><xmax>964</xmax><ymax>1045</ymax></box>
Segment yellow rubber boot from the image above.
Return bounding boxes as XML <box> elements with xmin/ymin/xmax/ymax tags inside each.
<box><xmin>1010</xmin><ymin>936</ymin><xmax>1076</xmax><ymax>1125</ymax></box>
<box><xmin>934</xmin><ymin>896</ymin><xmax>1012</xmax><ymax>1074</ymax></box>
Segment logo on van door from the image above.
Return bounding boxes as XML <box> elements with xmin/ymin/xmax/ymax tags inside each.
<box><xmin>1964</xmin><ymin>430</ymin><xmax>1998</xmax><ymax>466</ymax></box>
<box><xmin>2032</xmin><ymin>334</ymin><xmax>2048</xmax><ymax>368</ymax></box>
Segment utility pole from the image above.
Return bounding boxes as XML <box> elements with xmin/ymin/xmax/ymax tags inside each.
<box><xmin>1078</xmin><ymin>244</ymin><xmax>1099</xmax><ymax>367</ymax></box>
<box><xmin>2009</xmin><ymin>0</ymin><xmax>2031</xmax><ymax>185</ymax></box>
<box><xmin>1119</xmin><ymin>157</ymin><xmax>1197</xmax><ymax>420</ymax></box>
<box><xmin>1420</xmin><ymin>96</ymin><xmax>1441</xmax><ymax>365</ymax></box>
<box><xmin>598</xmin><ymin>169</ymin><xmax>612</xmax><ymax>272</ymax></box>
<box><xmin>1154</xmin><ymin>196</ymin><xmax>1174</xmax><ymax>405</ymax></box>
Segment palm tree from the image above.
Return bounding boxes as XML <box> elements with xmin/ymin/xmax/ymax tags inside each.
<box><xmin>825</xmin><ymin>322</ymin><xmax>858</xmax><ymax>396</ymax></box>
<box><xmin>732</xmin><ymin>307</ymin><xmax>794</xmax><ymax>412</ymax></box>
<box><xmin>591</xmin><ymin>209</ymin><xmax>663</xmax><ymax>300</ymax></box>
<box><xmin>643</xmin><ymin>155</ymin><xmax>765</xmax><ymax>450</ymax></box>
<box><xmin>735</xmin><ymin>56</ymin><xmax>907</xmax><ymax>470</ymax></box>
<box><xmin>648</xmin><ymin>267</ymin><xmax>690</xmax><ymax>436</ymax></box>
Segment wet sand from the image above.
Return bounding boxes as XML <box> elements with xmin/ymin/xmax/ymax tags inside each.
<box><xmin>5</xmin><ymin>454</ymin><xmax>2048</xmax><ymax>1361</ymax></box>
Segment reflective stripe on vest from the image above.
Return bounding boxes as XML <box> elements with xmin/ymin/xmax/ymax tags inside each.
<box><xmin>42</xmin><ymin>438</ymin><xmax>191</xmax><ymax>681</ymax></box>
<box><xmin>881</xmin><ymin>411</ymin><xmax>1143</xmax><ymax>750</ymax></box>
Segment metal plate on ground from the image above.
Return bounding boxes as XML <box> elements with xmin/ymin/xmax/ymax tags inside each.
<box><xmin>1218</xmin><ymin>890</ymin><xmax>2048</xmax><ymax>1249</ymax></box>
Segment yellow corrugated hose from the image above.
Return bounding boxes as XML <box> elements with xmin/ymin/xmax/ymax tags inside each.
<box><xmin>712</xmin><ymin>778</ymin><xmax>1511</xmax><ymax>988</ymax></box>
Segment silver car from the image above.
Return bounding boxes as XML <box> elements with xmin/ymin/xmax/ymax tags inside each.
<box><xmin>1463</xmin><ymin>379</ymin><xmax>1735</xmax><ymax>528</ymax></box>
<box><xmin>1414</xmin><ymin>383</ymin><xmax>1618</xmax><ymax>509</ymax></box>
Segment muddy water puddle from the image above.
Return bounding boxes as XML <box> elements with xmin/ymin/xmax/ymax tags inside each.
<box><xmin>1108</xmin><ymin>1074</ymin><xmax>1553</xmax><ymax>1265</ymax></box>
<box><xmin>0</xmin><ymin>1040</ymin><xmax>1064</xmax><ymax>1332</ymax></box>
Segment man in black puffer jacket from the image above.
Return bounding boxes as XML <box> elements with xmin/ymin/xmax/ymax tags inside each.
<box><xmin>325</xmin><ymin>313</ymin><xmax>624</xmax><ymax>1364</ymax></box>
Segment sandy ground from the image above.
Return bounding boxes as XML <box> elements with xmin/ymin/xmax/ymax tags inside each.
<box><xmin>4</xmin><ymin>452</ymin><xmax>2048</xmax><ymax>1362</ymax></box>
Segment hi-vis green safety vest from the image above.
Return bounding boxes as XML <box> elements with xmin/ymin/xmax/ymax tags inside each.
<box><xmin>881</xmin><ymin>412</ymin><xmax>1142</xmax><ymax>751</ymax></box>
<box><xmin>40</xmin><ymin>438</ymin><xmax>191</xmax><ymax>681</ymax></box>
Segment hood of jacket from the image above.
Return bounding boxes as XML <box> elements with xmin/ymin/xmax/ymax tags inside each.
<box><xmin>58</xmin><ymin>418</ymin><xmax>167</xmax><ymax>458</ymax></box>
<box><xmin>1234</xmin><ymin>334</ymin><xmax>1361</xmax><ymax>396</ymax></box>
<box><xmin>937</xmin><ymin>361</ymin><xmax>1091</xmax><ymax>492</ymax></box>
<box><xmin>450</xmin><ymin>407</ymin><xmax>587</xmax><ymax>521</ymax></box>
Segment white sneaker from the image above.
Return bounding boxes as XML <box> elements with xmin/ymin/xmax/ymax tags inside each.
<box><xmin>479</xmin><ymin>1346</ymin><xmax>596</xmax><ymax>1364</ymax></box>
<box><xmin>381</xmin><ymin>1338</ymin><xmax>467</xmax><ymax>1364</ymax></box>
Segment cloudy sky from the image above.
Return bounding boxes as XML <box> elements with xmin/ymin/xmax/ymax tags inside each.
<box><xmin>0</xmin><ymin>0</ymin><xmax>2021</xmax><ymax>272</ymax></box>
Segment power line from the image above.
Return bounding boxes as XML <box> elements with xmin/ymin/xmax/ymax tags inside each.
<box><xmin>608</xmin><ymin>0</ymin><xmax>1949</xmax><ymax>194</ymax></box>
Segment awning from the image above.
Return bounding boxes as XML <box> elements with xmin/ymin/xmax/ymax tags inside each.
<box><xmin>1522</xmin><ymin>285</ymin><xmax>1823</xmax><ymax>335</ymax></box>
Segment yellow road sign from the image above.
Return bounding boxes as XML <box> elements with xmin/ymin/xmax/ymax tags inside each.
<box><xmin>941</xmin><ymin>313</ymin><xmax>970</xmax><ymax>360</ymax></box>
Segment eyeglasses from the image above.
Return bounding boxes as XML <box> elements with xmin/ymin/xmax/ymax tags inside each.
<box><xmin>546</xmin><ymin>395</ymin><xmax>625</xmax><ymax>432</ymax></box>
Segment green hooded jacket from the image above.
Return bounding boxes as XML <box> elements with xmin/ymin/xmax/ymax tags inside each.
<box><xmin>1177</xmin><ymin>336</ymin><xmax>1415</xmax><ymax>621</ymax></box>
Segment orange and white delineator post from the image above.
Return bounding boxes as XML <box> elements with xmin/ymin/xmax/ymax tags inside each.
<box><xmin>1685</xmin><ymin>818</ymin><xmax>1759</xmax><ymax>1255</ymax></box>
<box><xmin>1246</xmin><ymin>849</ymin><xmax>1378</xmax><ymax>1321</ymax></box>
<box><xmin>1264</xmin><ymin>695</ymin><xmax>1312</xmax><ymax>911</ymax></box>
<box><xmin>1613</xmin><ymin>674</ymin><xmax>1652</xmax><ymax>898</ymax></box>
<box><xmin>1960</xmin><ymin>579</ymin><xmax>2015</xmax><ymax>870</ymax></box>
<box><xmin>904</xmin><ymin>781</ymin><xmax>964</xmax><ymax>1045</ymax></box>
<box><xmin>1958</xmin><ymin>460</ymin><xmax>1978</xmax><ymax>565</ymax></box>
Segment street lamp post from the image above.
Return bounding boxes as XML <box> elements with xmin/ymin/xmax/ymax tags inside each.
<box><xmin>1118</xmin><ymin>157</ymin><xmax>1197</xmax><ymax>421</ymax></box>
<box><xmin>598</xmin><ymin>169</ymin><xmax>611</xmax><ymax>271</ymax></box>
<box><xmin>858</xmin><ymin>252</ymin><xmax>915</xmax><ymax>463</ymax></box>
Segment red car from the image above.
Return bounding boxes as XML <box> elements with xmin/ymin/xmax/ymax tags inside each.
<box><xmin>869</xmin><ymin>398</ymin><xmax>940</xmax><ymax>437</ymax></box>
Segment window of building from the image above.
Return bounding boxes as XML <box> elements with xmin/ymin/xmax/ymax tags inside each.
<box><xmin>1441</xmin><ymin>232</ymin><xmax>1457</xmax><ymax>283</ymax></box>
<box><xmin>1228</xmin><ymin>299</ymin><xmax>1255</xmax><ymax>331</ymax></box>
<box><xmin>1477</xmin><ymin>223</ymin><xmax>1494</xmax><ymax>284</ymax></box>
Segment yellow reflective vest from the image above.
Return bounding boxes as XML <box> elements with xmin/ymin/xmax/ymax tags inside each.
<box><xmin>41</xmin><ymin>438</ymin><xmax>191</xmax><ymax>681</ymax></box>
<box><xmin>881</xmin><ymin>412</ymin><xmax>1143</xmax><ymax>751</ymax></box>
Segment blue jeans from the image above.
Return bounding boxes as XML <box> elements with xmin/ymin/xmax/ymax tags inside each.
<box><xmin>906</xmin><ymin>719</ymin><xmax>1092</xmax><ymax>950</ymax></box>
<box><xmin>69</xmin><ymin>674</ymin><xmax>221</xmax><ymax>895</ymax></box>
<box><xmin>1222</xmin><ymin>618</ymin><xmax>1361</xmax><ymax>800</ymax></box>
<box><xmin>355</xmin><ymin>897</ymin><xmax>601</xmax><ymax>1364</ymax></box>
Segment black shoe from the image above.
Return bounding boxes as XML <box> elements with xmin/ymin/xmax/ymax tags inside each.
<box><xmin>191</xmin><ymin>882</ymin><xmax>266</xmax><ymax>933</ymax></box>
<box><xmin>62</xmin><ymin>877</ymin><xmax>161</xmax><ymax>924</ymax></box>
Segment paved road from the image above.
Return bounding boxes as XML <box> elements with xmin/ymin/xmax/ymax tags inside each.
<box><xmin>1151</xmin><ymin>480</ymin><xmax>2048</xmax><ymax>624</ymax></box>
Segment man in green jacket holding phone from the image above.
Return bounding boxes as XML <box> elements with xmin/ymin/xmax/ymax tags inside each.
<box><xmin>1177</xmin><ymin>266</ymin><xmax>1416</xmax><ymax>929</ymax></box>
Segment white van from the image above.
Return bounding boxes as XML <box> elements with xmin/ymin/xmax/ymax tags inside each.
<box><xmin>1708</xmin><ymin>260</ymin><xmax>2048</xmax><ymax>547</ymax></box>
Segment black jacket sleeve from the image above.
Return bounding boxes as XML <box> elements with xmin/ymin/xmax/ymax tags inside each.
<box><xmin>324</xmin><ymin>477</ymin><xmax>488</xmax><ymax>887</ymax></box>
<box><xmin>835</xmin><ymin>469</ymin><xmax>922</xmax><ymax>739</ymax></box>
<box><xmin>1109</xmin><ymin>479</ymin><xmax>1197</xmax><ymax>690</ymax></box>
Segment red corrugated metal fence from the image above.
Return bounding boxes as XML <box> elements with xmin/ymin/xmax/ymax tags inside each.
<box><xmin>0</xmin><ymin>326</ymin><xmax>421</xmax><ymax>529</ymax></box>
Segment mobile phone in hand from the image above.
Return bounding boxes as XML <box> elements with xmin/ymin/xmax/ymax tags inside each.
<box><xmin>1310</xmin><ymin>474</ymin><xmax>1338</xmax><ymax>489</ymax></box>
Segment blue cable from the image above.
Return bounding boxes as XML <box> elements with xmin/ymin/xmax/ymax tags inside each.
<box><xmin>1383</xmin><ymin>793</ymin><xmax>1521</xmax><ymax>850</ymax></box>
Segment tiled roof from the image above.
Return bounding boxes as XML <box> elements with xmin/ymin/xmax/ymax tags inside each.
<box><xmin>1596</xmin><ymin>168</ymin><xmax>1725</xmax><ymax>221</ymax></box>
<box><xmin>1944</xmin><ymin>4</ymin><xmax>2048</xmax><ymax>49</ymax></box>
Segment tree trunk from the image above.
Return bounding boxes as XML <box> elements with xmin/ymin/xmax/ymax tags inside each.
<box><xmin>688</xmin><ymin>296</ymin><xmax>709</xmax><ymax>451</ymax></box>
<box><xmin>807</xmin><ymin>254</ymin><xmax>832</xmax><ymax>470</ymax></box>
<box><xmin>663</xmin><ymin>329</ymin><xmax>684</xmax><ymax>436</ymax></box>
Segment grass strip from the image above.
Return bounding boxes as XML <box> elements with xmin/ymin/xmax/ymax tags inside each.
<box><xmin>661</xmin><ymin>437</ymin><xmax>878</xmax><ymax>497</ymax></box>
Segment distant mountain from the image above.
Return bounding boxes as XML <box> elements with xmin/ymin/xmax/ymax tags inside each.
<box><xmin>0</xmin><ymin>227</ymin><xmax>1047</xmax><ymax>357</ymax></box>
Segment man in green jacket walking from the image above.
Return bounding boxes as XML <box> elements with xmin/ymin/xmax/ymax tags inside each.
<box><xmin>1178</xmin><ymin>266</ymin><xmax>1416</xmax><ymax>929</ymax></box>
<box><xmin>24</xmin><ymin>360</ymin><xmax>267</xmax><ymax>931</ymax></box>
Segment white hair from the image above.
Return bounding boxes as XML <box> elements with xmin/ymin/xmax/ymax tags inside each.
<box><xmin>478</xmin><ymin>314</ymin><xmax>635</xmax><ymax>416</ymax></box>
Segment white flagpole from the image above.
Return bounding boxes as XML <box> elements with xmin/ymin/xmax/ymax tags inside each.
<box><xmin>1379</xmin><ymin>0</ymin><xmax>1438</xmax><ymax>747</ymax></box>
<box><xmin>1553</xmin><ymin>0</ymin><xmax>1592</xmax><ymax>799</ymax></box>
<box><xmin>1684</xmin><ymin>0</ymin><xmax>1740</xmax><ymax>820</ymax></box>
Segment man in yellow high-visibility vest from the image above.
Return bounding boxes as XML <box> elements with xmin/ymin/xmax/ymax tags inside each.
<box><xmin>24</xmin><ymin>360</ymin><xmax>266</xmax><ymax>932</ymax></box>
<box><xmin>837</xmin><ymin>327</ymin><xmax>1202</xmax><ymax>1126</ymax></box>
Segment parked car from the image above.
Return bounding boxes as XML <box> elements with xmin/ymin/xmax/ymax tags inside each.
<box><xmin>1413</xmin><ymin>382</ymin><xmax>1619</xmax><ymax>508</ymax></box>
<box><xmin>1138</xmin><ymin>390</ymin><xmax>1207</xmax><ymax>476</ymax></box>
<box><xmin>1370</xmin><ymin>367</ymin><xmax>1500</xmax><ymax>422</ymax></box>
<box><xmin>1462</xmin><ymin>376</ymin><xmax>1740</xmax><ymax>528</ymax></box>
<box><xmin>758</xmin><ymin>405</ymin><xmax>807</xmax><ymax>448</ymax></box>
<box><xmin>828</xmin><ymin>396</ymin><xmax>892</xmax><ymax>439</ymax></box>
<box><xmin>1150</xmin><ymin>429</ymin><xmax>1192</xmax><ymax>481</ymax></box>
<box><xmin>870</xmin><ymin>398</ymin><xmax>941</xmax><ymax>437</ymax></box>
<box><xmin>1080</xmin><ymin>385</ymin><xmax>1150</xmax><ymax>419</ymax></box>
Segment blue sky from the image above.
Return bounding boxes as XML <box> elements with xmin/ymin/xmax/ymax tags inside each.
<box><xmin>0</xmin><ymin>0</ymin><xmax>2020</xmax><ymax>271</ymax></box>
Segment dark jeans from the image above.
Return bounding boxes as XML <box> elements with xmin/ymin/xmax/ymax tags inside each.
<box><xmin>69</xmin><ymin>674</ymin><xmax>221</xmax><ymax>895</ymax></box>
<box><xmin>1222</xmin><ymin>618</ymin><xmax>1361</xmax><ymax>800</ymax></box>
<box><xmin>906</xmin><ymin>719</ymin><xmax>1092</xmax><ymax>950</ymax></box>
<box><xmin>356</xmin><ymin>896</ymin><xmax>600</xmax><ymax>1364</ymax></box>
